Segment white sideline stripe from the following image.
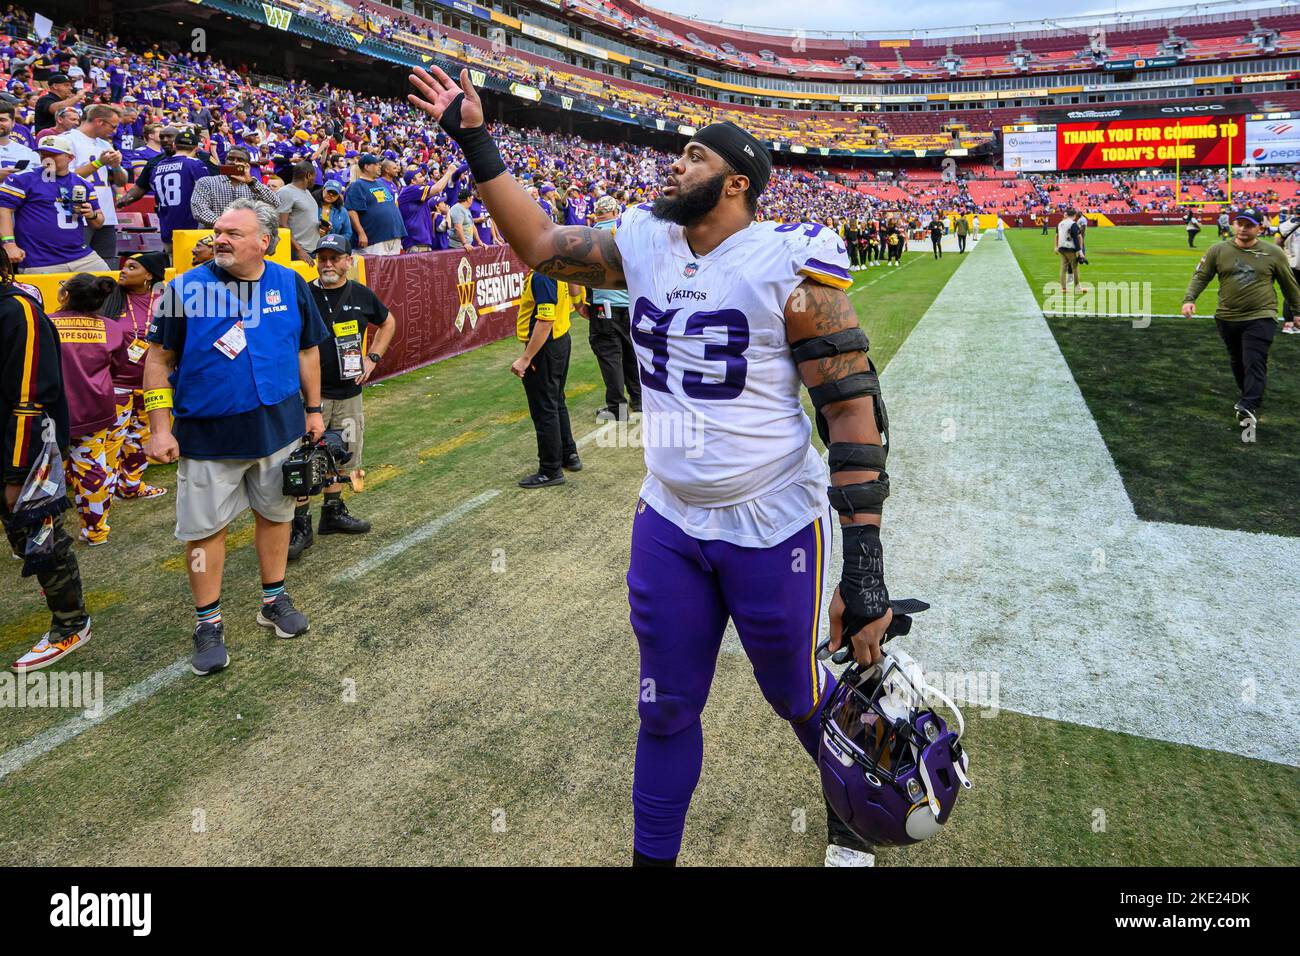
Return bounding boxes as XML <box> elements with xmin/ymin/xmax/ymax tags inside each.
<box><xmin>881</xmin><ymin>239</ymin><xmax>1300</xmax><ymax>767</ymax></box>
<box><xmin>0</xmin><ymin>414</ymin><xmax>622</xmax><ymax>778</ymax></box>
<box><xmin>848</xmin><ymin>253</ymin><xmax>923</xmax><ymax>294</ymax></box>
<box><xmin>0</xmin><ymin>659</ymin><xmax>189</xmax><ymax>782</ymax></box>
<box><xmin>334</xmin><ymin>489</ymin><xmax>501</xmax><ymax>582</ymax></box>
<box><xmin>1</xmin><ymin>490</ymin><xmax>510</xmax><ymax>779</ymax></box>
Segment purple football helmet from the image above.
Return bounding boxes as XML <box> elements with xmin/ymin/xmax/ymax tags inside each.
<box><xmin>819</xmin><ymin>649</ymin><xmax>971</xmax><ymax>847</ymax></box>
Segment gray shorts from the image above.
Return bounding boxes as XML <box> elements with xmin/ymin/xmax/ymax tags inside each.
<box><xmin>322</xmin><ymin>394</ymin><xmax>364</xmax><ymax>470</ymax></box>
<box><xmin>174</xmin><ymin>440</ymin><xmax>298</xmax><ymax>541</ymax></box>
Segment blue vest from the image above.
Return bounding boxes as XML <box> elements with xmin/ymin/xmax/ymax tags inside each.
<box><xmin>171</xmin><ymin>261</ymin><xmax>303</xmax><ymax>420</ymax></box>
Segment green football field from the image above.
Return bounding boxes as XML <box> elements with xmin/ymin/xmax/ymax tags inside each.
<box><xmin>1</xmin><ymin>242</ymin><xmax>1295</xmax><ymax>867</ymax></box>
<box><xmin>1007</xmin><ymin>224</ymin><xmax>1210</xmax><ymax>316</ymax></box>
<box><xmin>1008</xmin><ymin>226</ymin><xmax>1300</xmax><ymax>536</ymax></box>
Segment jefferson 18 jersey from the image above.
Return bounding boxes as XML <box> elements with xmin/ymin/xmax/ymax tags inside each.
<box><xmin>612</xmin><ymin>203</ymin><xmax>853</xmax><ymax>548</ymax></box>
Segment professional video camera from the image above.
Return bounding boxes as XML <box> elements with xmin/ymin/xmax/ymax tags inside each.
<box><xmin>281</xmin><ymin>429</ymin><xmax>353</xmax><ymax>497</ymax></box>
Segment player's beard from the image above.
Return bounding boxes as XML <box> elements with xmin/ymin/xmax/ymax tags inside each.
<box><xmin>651</xmin><ymin>171</ymin><xmax>726</xmax><ymax>227</ymax></box>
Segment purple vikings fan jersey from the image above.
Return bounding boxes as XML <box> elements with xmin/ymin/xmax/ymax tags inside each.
<box><xmin>565</xmin><ymin>196</ymin><xmax>589</xmax><ymax>225</ymax></box>
<box><xmin>613</xmin><ymin>203</ymin><xmax>853</xmax><ymax>548</ymax></box>
<box><xmin>0</xmin><ymin>169</ymin><xmax>101</xmax><ymax>268</ymax></box>
<box><xmin>148</xmin><ymin>155</ymin><xmax>209</xmax><ymax>241</ymax></box>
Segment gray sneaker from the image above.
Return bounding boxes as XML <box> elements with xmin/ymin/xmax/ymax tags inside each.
<box><xmin>191</xmin><ymin>622</ymin><xmax>230</xmax><ymax>676</ymax></box>
<box><xmin>256</xmin><ymin>592</ymin><xmax>309</xmax><ymax>639</ymax></box>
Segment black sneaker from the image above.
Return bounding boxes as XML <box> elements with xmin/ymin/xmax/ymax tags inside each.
<box><xmin>256</xmin><ymin>592</ymin><xmax>310</xmax><ymax>639</ymax></box>
<box><xmin>518</xmin><ymin>472</ymin><xmax>566</xmax><ymax>489</ymax></box>
<box><xmin>563</xmin><ymin>453</ymin><xmax>583</xmax><ymax>472</ymax></box>
<box><xmin>1234</xmin><ymin>403</ymin><xmax>1258</xmax><ymax>429</ymax></box>
<box><xmin>318</xmin><ymin>501</ymin><xmax>371</xmax><ymax>535</ymax></box>
<box><xmin>287</xmin><ymin>513</ymin><xmax>313</xmax><ymax>560</ymax></box>
<box><xmin>191</xmin><ymin>622</ymin><xmax>230</xmax><ymax>676</ymax></box>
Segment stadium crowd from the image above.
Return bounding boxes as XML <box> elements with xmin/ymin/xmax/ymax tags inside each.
<box><xmin>2</xmin><ymin>4</ymin><xmax>1299</xmax><ymax>676</ymax></box>
<box><xmin>0</xmin><ymin>8</ymin><xmax>1292</xmax><ymax>251</ymax></box>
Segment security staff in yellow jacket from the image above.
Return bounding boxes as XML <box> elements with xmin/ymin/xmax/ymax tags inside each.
<box><xmin>511</xmin><ymin>270</ymin><xmax>582</xmax><ymax>488</ymax></box>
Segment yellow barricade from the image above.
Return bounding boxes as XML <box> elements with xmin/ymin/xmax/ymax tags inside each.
<box><xmin>17</xmin><ymin>235</ymin><xmax>365</xmax><ymax>312</ymax></box>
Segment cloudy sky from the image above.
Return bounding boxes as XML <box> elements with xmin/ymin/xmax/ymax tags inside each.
<box><xmin>646</xmin><ymin>0</ymin><xmax>1251</xmax><ymax>35</ymax></box>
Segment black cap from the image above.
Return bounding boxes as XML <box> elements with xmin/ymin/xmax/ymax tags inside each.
<box><xmin>124</xmin><ymin>251</ymin><xmax>168</xmax><ymax>281</ymax></box>
<box><xmin>174</xmin><ymin>128</ymin><xmax>199</xmax><ymax>147</ymax></box>
<box><xmin>316</xmin><ymin>234</ymin><xmax>351</xmax><ymax>255</ymax></box>
<box><xmin>688</xmin><ymin>121</ymin><xmax>772</xmax><ymax>196</ymax></box>
<box><xmin>48</xmin><ymin>73</ymin><xmax>70</xmax><ymax>84</ymax></box>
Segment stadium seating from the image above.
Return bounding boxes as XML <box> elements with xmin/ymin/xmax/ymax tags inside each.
<box><xmin>241</xmin><ymin>0</ymin><xmax>1300</xmax><ymax>155</ymax></box>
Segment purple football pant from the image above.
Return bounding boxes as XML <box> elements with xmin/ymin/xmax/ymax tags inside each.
<box><xmin>628</xmin><ymin>500</ymin><xmax>838</xmax><ymax>861</ymax></box>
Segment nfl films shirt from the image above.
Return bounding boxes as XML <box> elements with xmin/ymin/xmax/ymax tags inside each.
<box><xmin>310</xmin><ymin>280</ymin><xmax>390</xmax><ymax>400</ymax></box>
<box><xmin>148</xmin><ymin>260</ymin><xmax>329</xmax><ymax>460</ymax></box>
<box><xmin>0</xmin><ymin>167</ymin><xmax>102</xmax><ymax>268</ymax></box>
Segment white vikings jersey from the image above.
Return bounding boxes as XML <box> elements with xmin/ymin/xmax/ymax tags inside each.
<box><xmin>613</xmin><ymin>203</ymin><xmax>854</xmax><ymax>547</ymax></box>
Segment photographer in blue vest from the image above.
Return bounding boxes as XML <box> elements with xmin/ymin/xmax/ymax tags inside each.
<box><xmin>143</xmin><ymin>198</ymin><xmax>330</xmax><ymax>677</ymax></box>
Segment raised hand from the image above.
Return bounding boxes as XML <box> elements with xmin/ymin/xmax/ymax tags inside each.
<box><xmin>408</xmin><ymin>66</ymin><xmax>484</xmax><ymax>129</ymax></box>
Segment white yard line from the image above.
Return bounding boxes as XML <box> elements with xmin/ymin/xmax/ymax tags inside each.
<box><xmin>0</xmin><ymin>486</ymin><xmax>521</xmax><ymax>780</ymax></box>
<box><xmin>334</xmin><ymin>489</ymin><xmax>501</xmax><ymax>582</ymax></box>
<box><xmin>0</xmin><ymin>659</ymin><xmax>190</xmax><ymax>782</ymax></box>
<box><xmin>1</xmin><ymin>419</ymin><xmax>621</xmax><ymax>778</ymax></box>
<box><xmin>848</xmin><ymin>253</ymin><xmax>925</xmax><ymax>293</ymax></box>
<box><xmin>879</xmin><ymin>239</ymin><xmax>1299</xmax><ymax>766</ymax></box>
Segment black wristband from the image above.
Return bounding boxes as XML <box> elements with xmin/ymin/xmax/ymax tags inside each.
<box><xmin>304</xmin><ymin>405</ymin><xmax>322</xmax><ymax>414</ymax></box>
<box><xmin>439</xmin><ymin>93</ymin><xmax>507</xmax><ymax>184</ymax></box>
<box><xmin>839</xmin><ymin>524</ymin><xmax>889</xmax><ymax>640</ymax></box>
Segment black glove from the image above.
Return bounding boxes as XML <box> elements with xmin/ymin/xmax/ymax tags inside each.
<box><xmin>838</xmin><ymin>523</ymin><xmax>888</xmax><ymax>640</ymax></box>
<box><xmin>818</xmin><ymin>596</ymin><xmax>931</xmax><ymax>665</ymax></box>
<box><xmin>815</xmin><ymin>524</ymin><xmax>933</xmax><ymax>664</ymax></box>
<box><xmin>437</xmin><ymin>93</ymin><xmax>506</xmax><ymax>184</ymax></box>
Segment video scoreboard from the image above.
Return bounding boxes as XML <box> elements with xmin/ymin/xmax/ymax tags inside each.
<box><xmin>1002</xmin><ymin>109</ymin><xmax>1295</xmax><ymax>171</ymax></box>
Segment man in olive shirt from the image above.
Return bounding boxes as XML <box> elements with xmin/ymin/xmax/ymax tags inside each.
<box><xmin>1183</xmin><ymin>207</ymin><xmax>1300</xmax><ymax>431</ymax></box>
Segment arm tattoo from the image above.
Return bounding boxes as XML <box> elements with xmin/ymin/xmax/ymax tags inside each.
<box><xmin>535</xmin><ymin>226</ymin><xmax>625</xmax><ymax>288</ymax></box>
<box><xmin>786</xmin><ymin>280</ymin><xmax>869</xmax><ymax>386</ymax></box>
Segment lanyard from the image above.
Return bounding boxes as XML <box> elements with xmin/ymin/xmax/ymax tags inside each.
<box><xmin>315</xmin><ymin>280</ymin><xmax>355</xmax><ymax>326</ymax></box>
<box><xmin>124</xmin><ymin>290</ymin><xmax>155</xmax><ymax>339</ymax></box>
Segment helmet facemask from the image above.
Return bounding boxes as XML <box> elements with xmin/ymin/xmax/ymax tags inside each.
<box><xmin>820</xmin><ymin>650</ymin><xmax>972</xmax><ymax>846</ymax></box>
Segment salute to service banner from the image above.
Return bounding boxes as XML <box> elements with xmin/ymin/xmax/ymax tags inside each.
<box><xmin>1056</xmin><ymin>116</ymin><xmax>1245</xmax><ymax>170</ymax></box>
<box><xmin>363</xmin><ymin>244</ymin><xmax>529</xmax><ymax>381</ymax></box>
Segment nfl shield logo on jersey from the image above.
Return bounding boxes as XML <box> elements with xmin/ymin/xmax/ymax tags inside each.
<box><xmin>266</xmin><ymin>289</ymin><xmax>281</xmax><ymax>305</ymax></box>
<box><xmin>683</xmin><ymin>261</ymin><xmax>698</xmax><ymax>278</ymax></box>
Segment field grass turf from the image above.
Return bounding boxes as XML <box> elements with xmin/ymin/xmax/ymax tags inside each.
<box><xmin>1007</xmin><ymin>224</ymin><xmax>1210</xmax><ymax>316</ymax></box>
<box><xmin>1007</xmin><ymin>226</ymin><xmax>1300</xmax><ymax>537</ymax></box>
<box><xmin>1</xmin><ymin>245</ymin><xmax>1295</xmax><ymax>867</ymax></box>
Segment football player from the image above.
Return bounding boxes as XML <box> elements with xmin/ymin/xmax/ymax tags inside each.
<box><xmin>410</xmin><ymin>67</ymin><xmax>897</xmax><ymax>868</ymax></box>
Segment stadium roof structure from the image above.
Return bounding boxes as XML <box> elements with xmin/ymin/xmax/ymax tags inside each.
<box><xmin>623</xmin><ymin>0</ymin><xmax>1295</xmax><ymax>43</ymax></box>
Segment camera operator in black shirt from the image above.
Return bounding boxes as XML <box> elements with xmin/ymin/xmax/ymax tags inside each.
<box><xmin>289</xmin><ymin>234</ymin><xmax>397</xmax><ymax>560</ymax></box>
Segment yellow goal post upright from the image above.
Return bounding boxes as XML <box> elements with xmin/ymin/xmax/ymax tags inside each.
<box><xmin>1173</xmin><ymin>121</ymin><xmax>1234</xmax><ymax>208</ymax></box>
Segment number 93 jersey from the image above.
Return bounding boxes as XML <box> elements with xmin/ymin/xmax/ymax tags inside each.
<box><xmin>613</xmin><ymin>204</ymin><xmax>853</xmax><ymax>548</ymax></box>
